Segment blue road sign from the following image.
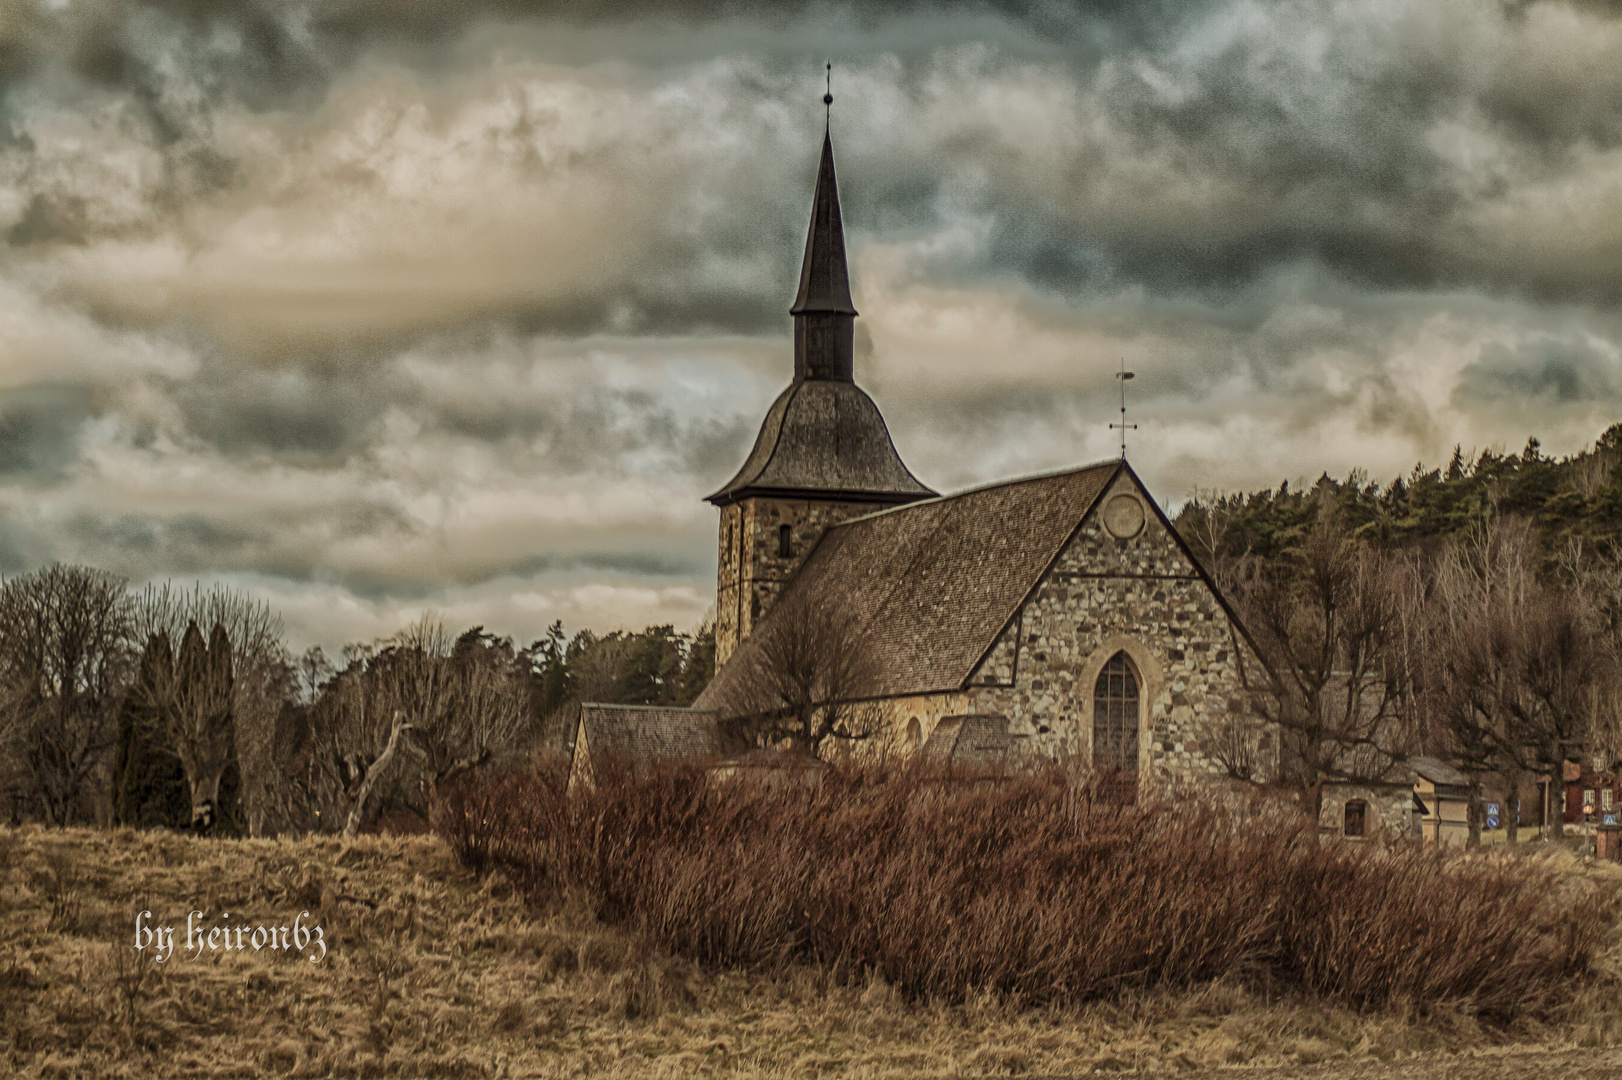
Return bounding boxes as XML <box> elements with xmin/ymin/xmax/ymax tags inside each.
<box><xmin>1485</xmin><ymin>803</ymin><xmax>1500</xmax><ymax>830</ymax></box>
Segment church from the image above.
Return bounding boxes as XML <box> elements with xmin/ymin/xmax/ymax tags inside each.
<box><xmin>573</xmin><ymin>110</ymin><xmax>1277</xmax><ymax>793</ymax></box>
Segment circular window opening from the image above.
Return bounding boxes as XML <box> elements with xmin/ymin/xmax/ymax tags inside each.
<box><xmin>1102</xmin><ymin>494</ymin><xmax>1146</xmax><ymax>539</ymax></box>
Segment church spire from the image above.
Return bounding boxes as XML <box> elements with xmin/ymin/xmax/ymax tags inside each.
<box><xmin>790</xmin><ymin>75</ymin><xmax>857</xmax><ymax>381</ymax></box>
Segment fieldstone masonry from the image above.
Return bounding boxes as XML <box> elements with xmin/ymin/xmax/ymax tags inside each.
<box><xmin>916</xmin><ymin>473</ymin><xmax>1274</xmax><ymax>787</ymax></box>
<box><xmin>716</xmin><ymin>496</ymin><xmax>883</xmax><ymax>666</ymax></box>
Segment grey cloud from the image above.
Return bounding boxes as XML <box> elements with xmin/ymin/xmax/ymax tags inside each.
<box><xmin>11</xmin><ymin>0</ymin><xmax>1622</xmax><ymax>341</ymax></box>
<box><xmin>0</xmin><ymin>384</ymin><xmax>94</xmax><ymax>480</ymax></box>
<box><xmin>171</xmin><ymin>367</ymin><xmax>372</xmax><ymax>463</ymax></box>
<box><xmin>1456</xmin><ymin>335</ymin><xmax>1622</xmax><ymax>407</ymax></box>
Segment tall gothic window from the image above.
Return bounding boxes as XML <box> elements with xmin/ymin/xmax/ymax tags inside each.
<box><xmin>1092</xmin><ymin>653</ymin><xmax>1139</xmax><ymax>780</ymax></box>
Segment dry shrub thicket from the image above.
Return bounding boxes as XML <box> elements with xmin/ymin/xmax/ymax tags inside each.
<box><xmin>436</xmin><ymin>757</ymin><xmax>1618</xmax><ymax>1023</ymax></box>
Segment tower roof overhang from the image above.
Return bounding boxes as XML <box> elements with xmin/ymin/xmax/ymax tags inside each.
<box><xmin>706</xmin><ymin>379</ymin><xmax>935</xmax><ymax>507</ymax></box>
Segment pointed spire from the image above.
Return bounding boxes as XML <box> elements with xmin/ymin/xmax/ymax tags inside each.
<box><xmin>790</xmin><ymin>74</ymin><xmax>858</xmax><ymax>383</ymax></box>
<box><xmin>790</xmin><ymin>130</ymin><xmax>857</xmax><ymax>318</ymax></box>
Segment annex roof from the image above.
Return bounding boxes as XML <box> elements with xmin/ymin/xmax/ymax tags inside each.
<box><xmin>574</xmin><ymin>703</ymin><xmax>722</xmax><ymax>766</ymax></box>
<box><xmin>1410</xmin><ymin>756</ymin><xmax>1469</xmax><ymax>788</ymax></box>
<box><xmin>919</xmin><ymin>714</ymin><xmax>1020</xmax><ymax>764</ymax></box>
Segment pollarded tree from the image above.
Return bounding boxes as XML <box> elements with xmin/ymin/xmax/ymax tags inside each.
<box><xmin>112</xmin><ymin>632</ymin><xmax>188</xmax><ymax>829</ymax></box>
<box><xmin>312</xmin><ymin>617</ymin><xmax>532</xmax><ymax>836</ymax></box>
<box><xmin>171</xmin><ymin>622</ymin><xmax>235</xmax><ymax>832</ymax></box>
<box><xmin>134</xmin><ymin>584</ymin><xmax>293</xmax><ymax>835</ymax></box>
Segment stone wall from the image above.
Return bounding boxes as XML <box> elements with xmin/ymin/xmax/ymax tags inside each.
<box><xmin>715</xmin><ymin>495</ymin><xmax>888</xmax><ymax>666</ymax></box>
<box><xmin>890</xmin><ymin>472</ymin><xmax>1274</xmax><ymax>787</ymax></box>
<box><xmin>1320</xmin><ymin>783</ymin><xmax>1415</xmax><ymax>838</ymax></box>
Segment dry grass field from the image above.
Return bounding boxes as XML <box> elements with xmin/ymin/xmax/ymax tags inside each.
<box><xmin>6</xmin><ymin>823</ymin><xmax>1622</xmax><ymax>1079</ymax></box>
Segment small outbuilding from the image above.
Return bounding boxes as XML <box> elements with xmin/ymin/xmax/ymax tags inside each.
<box><xmin>566</xmin><ymin>703</ymin><xmax>722</xmax><ymax>793</ymax></box>
<box><xmin>1411</xmin><ymin>757</ymin><xmax>1471</xmax><ymax>847</ymax></box>
<box><xmin>1319</xmin><ymin>780</ymin><xmax>1416</xmax><ymax>840</ymax></box>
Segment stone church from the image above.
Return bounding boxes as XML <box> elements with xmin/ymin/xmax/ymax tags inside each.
<box><xmin>578</xmin><ymin>117</ymin><xmax>1275</xmax><ymax>792</ymax></box>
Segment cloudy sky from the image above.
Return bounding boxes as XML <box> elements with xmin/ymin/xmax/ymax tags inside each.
<box><xmin>2</xmin><ymin>0</ymin><xmax>1620</xmax><ymax>651</ymax></box>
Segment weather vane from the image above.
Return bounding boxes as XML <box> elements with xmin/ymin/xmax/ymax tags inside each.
<box><xmin>824</xmin><ymin>61</ymin><xmax>833</xmax><ymax>120</ymax></box>
<box><xmin>1111</xmin><ymin>358</ymin><xmax>1137</xmax><ymax>459</ymax></box>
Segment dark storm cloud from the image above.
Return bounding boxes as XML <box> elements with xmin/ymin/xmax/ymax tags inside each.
<box><xmin>12</xmin><ymin>0</ymin><xmax>1622</xmax><ymax>327</ymax></box>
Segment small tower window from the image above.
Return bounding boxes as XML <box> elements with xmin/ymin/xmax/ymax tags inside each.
<box><xmin>778</xmin><ymin>524</ymin><xmax>793</xmax><ymax>558</ymax></box>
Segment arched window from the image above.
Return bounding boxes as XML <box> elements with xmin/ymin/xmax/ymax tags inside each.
<box><xmin>778</xmin><ymin>523</ymin><xmax>793</xmax><ymax>558</ymax></box>
<box><xmin>1092</xmin><ymin>653</ymin><xmax>1139</xmax><ymax>780</ymax></box>
<box><xmin>904</xmin><ymin>718</ymin><xmax>921</xmax><ymax>753</ymax></box>
<box><xmin>1344</xmin><ymin>800</ymin><xmax>1367</xmax><ymax>838</ymax></box>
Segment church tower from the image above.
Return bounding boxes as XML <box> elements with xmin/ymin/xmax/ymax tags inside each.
<box><xmin>706</xmin><ymin>104</ymin><xmax>934</xmax><ymax>667</ymax></box>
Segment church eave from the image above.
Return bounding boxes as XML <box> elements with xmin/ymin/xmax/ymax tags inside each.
<box><xmin>704</xmin><ymin>483</ymin><xmax>935</xmax><ymax>509</ymax></box>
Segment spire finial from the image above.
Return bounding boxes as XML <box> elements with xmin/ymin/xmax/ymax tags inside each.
<box><xmin>1111</xmin><ymin>359</ymin><xmax>1137</xmax><ymax>459</ymax></box>
<box><xmin>824</xmin><ymin>61</ymin><xmax>833</xmax><ymax>121</ymax></box>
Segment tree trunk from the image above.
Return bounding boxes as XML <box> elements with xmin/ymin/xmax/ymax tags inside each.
<box><xmin>1467</xmin><ymin>778</ymin><xmax>1483</xmax><ymax>847</ymax></box>
<box><xmin>343</xmin><ymin>713</ymin><xmax>410</xmax><ymax>839</ymax></box>
<box><xmin>188</xmin><ymin>770</ymin><xmax>223</xmax><ymax>834</ymax></box>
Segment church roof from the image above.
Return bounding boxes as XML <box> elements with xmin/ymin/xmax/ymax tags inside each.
<box><xmin>706</xmin><ymin>378</ymin><xmax>935</xmax><ymax>505</ymax></box>
<box><xmin>698</xmin><ymin>460</ymin><xmax>1123</xmax><ymax>704</ymax></box>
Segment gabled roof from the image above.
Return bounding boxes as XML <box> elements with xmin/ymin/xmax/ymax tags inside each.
<box><xmin>699</xmin><ymin>460</ymin><xmax>1122</xmax><ymax>704</ymax></box>
<box><xmin>1410</xmin><ymin>756</ymin><xmax>1468</xmax><ymax>788</ymax></box>
<box><xmin>706</xmin><ymin>379</ymin><xmax>936</xmax><ymax>505</ymax></box>
<box><xmin>574</xmin><ymin>703</ymin><xmax>722</xmax><ymax>766</ymax></box>
<box><xmin>920</xmin><ymin>714</ymin><xmax>1020</xmax><ymax>764</ymax></box>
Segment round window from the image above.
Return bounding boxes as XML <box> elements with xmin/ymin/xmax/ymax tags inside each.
<box><xmin>1102</xmin><ymin>494</ymin><xmax>1146</xmax><ymax>539</ymax></box>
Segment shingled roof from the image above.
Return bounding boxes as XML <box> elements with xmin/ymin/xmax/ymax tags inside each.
<box><xmin>569</xmin><ymin>703</ymin><xmax>723</xmax><ymax>789</ymax></box>
<box><xmin>919</xmin><ymin>714</ymin><xmax>1022</xmax><ymax>764</ymax></box>
<box><xmin>698</xmin><ymin>460</ymin><xmax>1123</xmax><ymax>705</ymax></box>
<box><xmin>707</xmin><ymin>379</ymin><xmax>935</xmax><ymax>505</ymax></box>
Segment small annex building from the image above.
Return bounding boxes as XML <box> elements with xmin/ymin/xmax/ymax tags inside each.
<box><xmin>567</xmin><ymin>703</ymin><xmax>722</xmax><ymax>793</ymax></box>
<box><xmin>918</xmin><ymin>715</ymin><xmax>1025</xmax><ymax>767</ymax></box>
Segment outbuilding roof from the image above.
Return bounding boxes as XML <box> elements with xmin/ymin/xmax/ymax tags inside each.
<box><xmin>574</xmin><ymin>703</ymin><xmax>722</xmax><ymax>767</ymax></box>
<box><xmin>1410</xmin><ymin>756</ymin><xmax>1469</xmax><ymax>787</ymax></box>
<box><xmin>698</xmin><ymin>459</ymin><xmax>1123</xmax><ymax>705</ymax></box>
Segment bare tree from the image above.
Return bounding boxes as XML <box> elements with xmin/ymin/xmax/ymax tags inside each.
<box><xmin>1219</xmin><ymin>503</ymin><xmax>1415</xmax><ymax>819</ymax></box>
<box><xmin>173</xmin><ymin>622</ymin><xmax>234</xmax><ymax>832</ymax></box>
<box><xmin>0</xmin><ymin>566</ymin><xmax>135</xmax><ymax>826</ymax></box>
<box><xmin>712</xmin><ymin>599</ymin><xmax>886</xmax><ymax>759</ymax></box>
<box><xmin>311</xmin><ymin>616</ymin><xmax>531</xmax><ymax>836</ymax></box>
<box><xmin>297</xmin><ymin>645</ymin><xmax>334</xmax><ymax>704</ymax></box>
<box><xmin>1421</xmin><ymin>516</ymin><xmax>1616</xmax><ymax>842</ymax></box>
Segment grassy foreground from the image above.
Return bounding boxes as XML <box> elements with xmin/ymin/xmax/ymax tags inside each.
<box><xmin>5</xmin><ymin>826</ymin><xmax>1622</xmax><ymax>1079</ymax></box>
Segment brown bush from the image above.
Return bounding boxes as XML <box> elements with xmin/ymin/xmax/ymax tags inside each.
<box><xmin>434</xmin><ymin>757</ymin><xmax>1615</xmax><ymax>1020</ymax></box>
